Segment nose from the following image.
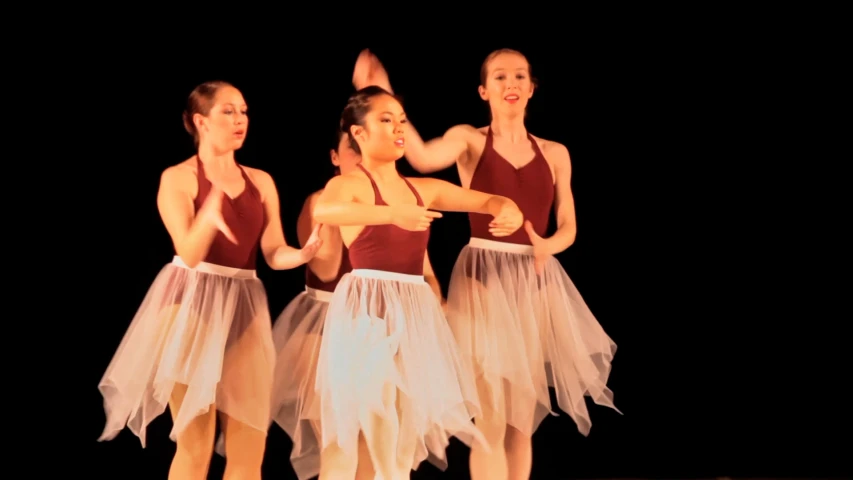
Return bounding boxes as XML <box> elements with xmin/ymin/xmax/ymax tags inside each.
<box><xmin>394</xmin><ymin>121</ymin><xmax>404</xmax><ymax>133</ymax></box>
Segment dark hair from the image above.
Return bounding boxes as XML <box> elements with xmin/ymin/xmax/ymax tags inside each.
<box><xmin>340</xmin><ymin>85</ymin><xmax>401</xmax><ymax>155</ymax></box>
<box><xmin>182</xmin><ymin>81</ymin><xmax>234</xmax><ymax>146</ymax></box>
<box><xmin>331</xmin><ymin>126</ymin><xmax>346</xmax><ymax>153</ymax></box>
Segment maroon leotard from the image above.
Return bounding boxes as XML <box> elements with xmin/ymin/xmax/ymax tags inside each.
<box><xmin>305</xmin><ymin>244</ymin><xmax>352</xmax><ymax>292</ymax></box>
<box><xmin>347</xmin><ymin>164</ymin><xmax>429</xmax><ymax>276</ymax></box>
<box><xmin>468</xmin><ymin>128</ymin><xmax>554</xmax><ymax>245</ymax></box>
<box><xmin>193</xmin><ymin>159</ymin><xmax>265</xmax><ymax>269</ymax></box>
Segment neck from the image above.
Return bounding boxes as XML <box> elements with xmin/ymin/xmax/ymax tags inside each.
<box><xmin>490</xmin><ymin>114</ymin><xmax>527</xmax><ymax>143</ymax></box>
<box><xmin>360</xmin><ymin>155</ymin><xmax>399</xmax><ymax>180</ymax></box>
<box><xmin>198</xmin><ymin>142</ymin><xmax>236</xmax><ymax>169</ymax></box>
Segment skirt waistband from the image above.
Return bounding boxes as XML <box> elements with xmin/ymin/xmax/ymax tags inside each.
<box><xmin>171</xmin><ymin>256</ymin><xmax>257</xmax><ymax>279</ymax></box>
<box><xmin>468</xmin><ymin>238</ymin><xmax>534</xmax><ymax>255</ymax></box>
<box><xmin>305</xmin><ymin>286</ymin><xmax>334</xmax><ymax>302</ymax></box>
<box><xmin>351</xmin><ymin>269</ymin><xmax>425</xmax><ymax>284</ymax></box>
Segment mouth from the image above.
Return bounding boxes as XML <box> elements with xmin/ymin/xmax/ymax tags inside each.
<box><xmin>394</xmin><ymin>138</ymin><xmax>405</xmax><ymax>148</ymax></box>
<box><xmin>504</xmin><ymin>94</ymin><xmax>519</xmax><ymax>104</ymax></box>
<box><xmin>234</xmin><ymin>130</ymin><xmax>245</xmax><ymax>137</ymax></box>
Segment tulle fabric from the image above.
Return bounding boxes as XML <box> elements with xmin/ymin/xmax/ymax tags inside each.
<box><xmin>267</xmin><ymin>287</ymin><xmax>330</xmax><ymax>478</ymax></box>
<box><xmin>447</xmin><ymin>238</ymin><xmax>620</xmax><ymax>436</ymax></box>
<box><xmin>308</xmin><ymin>269</ymin><xmax>486</xmax><ymax>477</ymax></box>
<box><xmin>98</xmin><ymin>256</ymin><xmax>275</xmax><ymax>447</ymax></box>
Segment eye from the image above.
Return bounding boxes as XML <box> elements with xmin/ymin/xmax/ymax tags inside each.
<box><xmin>495</xmin><ymin>75</ymin><xmax>505</xmax><ymax>80</ymax></box>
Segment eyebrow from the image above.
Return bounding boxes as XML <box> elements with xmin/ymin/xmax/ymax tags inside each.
<box><xmin>380</xmin><ymin>111</ymin><xmax>405</xmax><ymax>115</ymax></box>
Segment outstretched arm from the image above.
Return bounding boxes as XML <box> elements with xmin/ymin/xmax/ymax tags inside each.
<box><xmin>413</xmin><ymin>177</ymin><xmax>523</xmax><ymax>237</ymax></box>
<box><xmin>256</xmin><ymin>171</ymin><xmax>320</xmax><ymax>270</ymax></box>
<box><xmin>157</xmin><ymin>166</ymin><xmax>221</xmax><ymax>269</ymax></box>
<box><xmin>313</xmin><ymin>176</ymin><xmax>394</xmax><ymax>226</ymax></box>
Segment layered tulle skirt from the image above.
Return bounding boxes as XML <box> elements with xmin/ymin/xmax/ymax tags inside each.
<box><xmin>267</xmin><ymin>287</ymin><xmax>331</xmax><ymax>477</ymax></box>
<box><xmin>286</xmin><ymin>268</ymin><xmax>485</xmax><ymax>479</ymax></box>
<box><xmin>98</xmin><ymin>256</ymin><xmax>275</xmax><ymax>447</ymax></box>
<box><xmin>447</xmin><ymin>238</ymin><xmax>620</xmax><ymax>436</ymax></box>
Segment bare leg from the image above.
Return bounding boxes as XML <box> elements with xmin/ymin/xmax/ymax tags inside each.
<box><xmin>168</xmin><ymin>383</ymin><xmax>217</xmax><ymax>480</ymax></box>
<box><xmin>221</xmin><ymin>414</ymin><xmax>266</xmax><ymax>480</ymax></box>
<box><xmin>354</xmin><ymin>431</ymin><xmax>376</xmax><ymax>480</ymax></box>
<box><xmin>469</xmin><ymin>376</ymin><xmax>508</xmax><ymax>480</ymax></box>
<box><xmin>505</xmin><ymin>425</ymin><xmax>533</xmax><ymax>480</ymax></box>
<box><xmin>360</xmin><ymin>382</ymin><xmax>400</xmax><ymax>480</ymax></box>
<box><xmin>318</xmin><ymin>440</ymin><xmax>357</xmax><ymax>480</ymax></box>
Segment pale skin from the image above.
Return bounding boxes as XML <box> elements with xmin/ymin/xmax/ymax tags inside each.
<box><xmin>312</xmin><ymin>93</ymin><xmax>523</xmax><ymax>480</ymax></box>
<box><xmin>291</xmin><ymin>135</ymin><xmax>444</xmax><ymax>480</ymax></box>
<box><xmin>156</xmin><ymin>85</ymin><xmax>321</xmax><ymax>480</ymax></box>
<box><xmin>354</xmin><ymin>49</ymin><xmax>577</xmax><ymax>480</ymax></box>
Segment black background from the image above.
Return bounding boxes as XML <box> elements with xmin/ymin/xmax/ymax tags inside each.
<box><xmin>71</xmin><ymin>28</ymin><xmax>846</xmax><ymax>480</ymax></box>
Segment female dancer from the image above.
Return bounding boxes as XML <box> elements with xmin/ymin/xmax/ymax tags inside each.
<box><xmin>310</xmin><ymin>85</ymin><xmax>523</xmax><ymax>479</ymax></box>
<box><xmin>98</xmin><ymin>81</ymin><xmax>322</xmax><ymax>480</ymax></box>
<box><xmin>355</xmin><ymin>49</ymin><xmax>620</xmax><ymax>480</ymax></box>
<box><xmin>268</xmin><ymin>127</ymin><xmax>446</xmax><ymax>480</ymax></box>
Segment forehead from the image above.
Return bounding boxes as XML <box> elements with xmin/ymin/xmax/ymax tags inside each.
<box><xmin>214</xmin><ymin>86</ymin><xmax>246</xmax><ymax>106</ymax></box>
<box><xmin>369</xmin><ymin>94</ymin><xmax>404</xmax><ymax>115</ymax></box>
<box><xmin>487</xmin><ymin>53</ymin><xmax>529</xmax><ymax>74</ymax></box>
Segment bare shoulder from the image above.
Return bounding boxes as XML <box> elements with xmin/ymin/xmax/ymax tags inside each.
<box><xmin>242</xmin><ymin>165</ymin><xmax>275</xmax><ymax>188</ymax></box>
<box><xmin>532</xmin><ymin>135</ymin><xmax>571</xmax><ymax>166</ymax></box>
<box><xmin>159</xmin><ymin>158</ymin><xmax>197</xmax><ymax>191</ymax></box>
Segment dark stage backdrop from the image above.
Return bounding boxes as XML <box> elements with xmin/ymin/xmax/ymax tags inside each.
<box><xmin>81</xmin><ymin>42</ymin><xmax>845</xmax><ymax>479</ymax></box>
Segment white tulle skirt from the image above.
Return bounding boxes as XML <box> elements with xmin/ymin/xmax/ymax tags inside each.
<box><xmin>98</xmin><ymin>256</ymin><xmax>275</xmax><ymax>447</ymax></box>
<box><xmin>447</xmin><ymin>238</ymin><xmax>620</xmax><ymax>436</ymax></box>
<box><xmin>267</xmin><ymin>287</ymin><xmax>331</xmax><ymax>478</ymax></box>
<box><xmin>307</xmin><ymin>268</ymin><xmax>486</xmax><ymax>477</ymax></box>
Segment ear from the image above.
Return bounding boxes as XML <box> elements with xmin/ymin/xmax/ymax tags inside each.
<box><xmin>478</xmin><ymin>85</ymin><xmax>488</xmax><ymax>101</ymax></box>
<box><xmin>351</xmin><ymin>124</ymin><xmax>366</xmax><ymax>144</ymax></box>
<box><xmin>192</xmin><ymin>112</ymin><xmax>206</xmax><ymax>132</ymax></box>
<box><xmin>330</xmin><ymin>149</ymin><xmax>341</xmax><ymax>166</ymax></box>
<box><xmin>527</xmin><ymin>82</ymin><xmax>535</xmax><ymax>99</ymax></box>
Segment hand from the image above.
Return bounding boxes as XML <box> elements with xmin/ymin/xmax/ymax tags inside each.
<box><xmin>523</xmin><ymin>221</ymin><xmax>551</xmax><ymax>275</ymax></box>
<box><xmin>489</xmin><ymin>201</ymin><xmax>524</xmax><ymax>237</ymax></box>
<box><xmin>299</xmin><ymin>224</ymin><xmax>324</xmax><ymax>262</ymax></box>
<box><xmin>353</xmin><ymin>49</ymin><xmax>391</xmax><ymax>92</ymax></box>
<box><xmin>390</xmin><ymin>204</ymin><xmax>443</xmax><ymax>231</ymax></box>
<box><xmin>199</xmin><ymin>186</ymin><xmax>238</xmax><ymax>244</ymax></box>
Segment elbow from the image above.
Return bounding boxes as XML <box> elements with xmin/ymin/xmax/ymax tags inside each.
<box><xmin>175</xmin><ymin>250</ymin><xmax>201</xmax><ymax>269</ymax></box>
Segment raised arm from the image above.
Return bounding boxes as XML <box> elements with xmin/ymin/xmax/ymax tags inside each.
<box><xmin>255</xmin><ymin>170</ymin><xmax>320</xmax><ymax>270</ymax></box>
<box><xmin>157</xmin><ymin>166</ymin><xmax>223</xmax><ymax>269</ymax></box>
<box><xmin>403</xmin><ymin>123</ymin><xmax>479</xmax><ymax>174</ymax></box>
<box><xmin>351</xmin><ymin>49</ymin><xmax>475</xmax><ymax>174</ymax></box>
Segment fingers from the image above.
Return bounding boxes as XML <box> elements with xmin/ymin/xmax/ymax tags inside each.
<box><xmin>424</xmin><ymin>210</ymin><xmax>443</xmax><ymax>219</ymax></box>
<box><xmin>218</xmin><ymin>219</ymin><xmax>239</xmax><ymax>244</ymax></box>
<box><xmin>535</xmin><ymin>257</ymin><xmax>547</xmax><ymax>276</ymax></box>
<box><xmin>311</xmin><ymin>223</ymin><xmax>323</xmax><ymax>238</ymax></box>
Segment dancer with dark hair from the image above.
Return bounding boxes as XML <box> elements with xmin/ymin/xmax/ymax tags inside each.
<box><xmin>98</xmin><ymin>81</ymin><xmax>321</xmax><ymax>480</ymax></box>
<box><xmin>265</xmin><ymin>127</ymin><xmax>446</xmax><ymax>480</ymax></box>
<box><xmin>308</xmin><ymin>85</ymin><xmax>524</xmax><ymax>479</ymax></box>
<box><xmin>355</xmin><ymin>49</ymin><xmax>620</xmax><ymax>480</ymax></box>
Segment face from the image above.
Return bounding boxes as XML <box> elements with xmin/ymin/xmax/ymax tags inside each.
<box><xmin>330</xmin><ymin>134</ymin><xmax>361</xmax><ymax>174</ymax></box>
<box><xmin>194</xmin><ymin>86</ymin><xmax>248</xmax><ymax>151</ymax></box>
<box><xmin>478</xmin><ymin>52</ymin><xmax>535</xmax><ymax>117</ymax></box>
<box><xmin>350</xmin><ymin>94</ymin><xmax>406</xmax><ymax>162</ymax></box>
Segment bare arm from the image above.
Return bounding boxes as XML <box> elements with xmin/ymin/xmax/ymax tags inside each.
<box><xmin>298</xmin><ymin>192</ymin><xmax>343</xmax><ymax>282</ymax></box>
<box><xmin>423</xmin><ymin>253</ymin><xmax>444</xmax><ymax>304</ymax></box>
<box><xmin>313</xmin><ymin>176</ymin><xmax>394</xmax><ymax>226</ymax></box>
<box><xmin>157</xmin><ymin>166</ymin><xmax>219</xmax><ymax>268</ymax></box>
<box><xmin>543</xmin><ymin>144</ymin><xmax>577</xmax><ymax>255</ymax></box>
<box><xmin>255</xmin><ymin>170</ymin><xmax>310</xmax><ymax>270</ymax></box>
<box><xmin>415</xmin><ymin>177</ymin><xmax>517</xmax><ymax>216</ymax></box>
<box><xmin>404</xmin><ymin>123</ymin><xmax>477</xmax><ymax>174</ymax></box>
